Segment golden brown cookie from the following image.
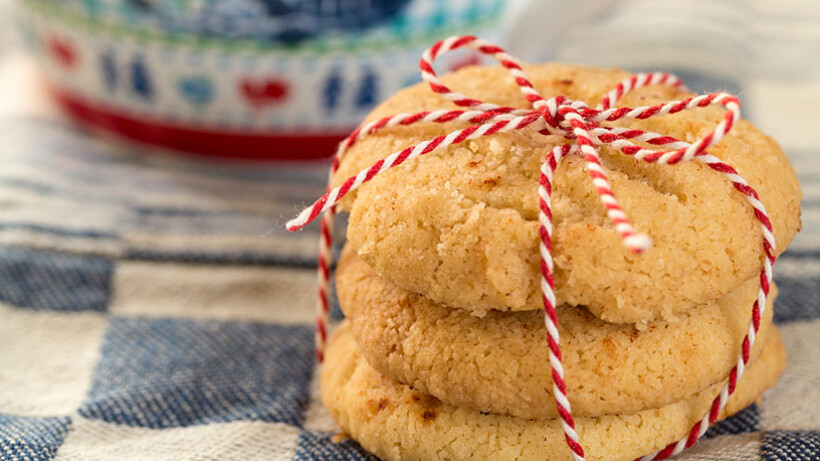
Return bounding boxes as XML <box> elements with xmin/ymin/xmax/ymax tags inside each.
<box><xmin>337</xmin><ymin>246</ymin><xmax>776</xmax><ymax>419</ymax></box>
<box><xmin>321</xmin><ymin>321</ymin><xmax>786</xmax><ymax>461</ymax></box>
<box><xmin>332</xmin><ymin>63</ymin><xmax>801</xmax><ymax>323</ymax></box>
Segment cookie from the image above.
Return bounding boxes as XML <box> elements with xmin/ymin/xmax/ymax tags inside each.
<box><xmin>337</xmin><ymin>246</ymin><xmax>776</xmax><ymax>419</ymax></box>
<box><xmin>322</xmin><ymin>321</ymin><xmax>786</xmax><ymax>461</ymax></box>
<box><xmin>332</xmin><ymin>63</ymin><xmax>801</xmax><ymax>323</ymax></box>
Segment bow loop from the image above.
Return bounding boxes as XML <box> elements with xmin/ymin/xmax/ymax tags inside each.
<box><xmin>420</xmin><ymin>35</ymin><xmax>529</xmax><ymax>115</ymax></box>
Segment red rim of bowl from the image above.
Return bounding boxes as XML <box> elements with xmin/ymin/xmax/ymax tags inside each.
<box><xmin>48</xmin><ymin>83</ymin><xmax>349</xmax><ymax>161</ymax></box>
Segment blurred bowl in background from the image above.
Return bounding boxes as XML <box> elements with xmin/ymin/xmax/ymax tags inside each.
<box><xmin>16</xmin><ymin>0</ymin><xmax>508</xmax><ymax>160</ymax></box>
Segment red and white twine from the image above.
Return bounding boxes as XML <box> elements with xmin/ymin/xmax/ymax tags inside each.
<box><xmin>286</xmin><ymin>36</ymin><xmax>776</xmax><ymax>461</ymax></box>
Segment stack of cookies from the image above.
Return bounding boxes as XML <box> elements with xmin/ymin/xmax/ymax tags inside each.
<box><xmin>320</xmin><ymin>64</ymin><xmax>802</xmax><ymax>460</ymax></box>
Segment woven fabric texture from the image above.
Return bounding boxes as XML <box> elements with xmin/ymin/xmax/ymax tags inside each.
<box><xmin>1</xmin><ymin>0</ymin><xmax>819</xmax><ymax>459</ymax></box>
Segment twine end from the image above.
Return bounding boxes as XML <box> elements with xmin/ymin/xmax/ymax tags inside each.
<box><xmin>285</xmin><ymin>219</ymin><xmax>302</xmax><ymax>232</ymax></box>
<box><xmin>625</xmin><ymin>233</ymin><xmax>652</xmax><ymax>254</ymax></box>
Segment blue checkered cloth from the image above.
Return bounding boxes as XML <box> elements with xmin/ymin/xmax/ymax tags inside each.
<box><xmin>1</xmin><ymin>1</ymin><xmax>819</xmax><ymax>459</ymax></box>
<box><xmin>1</xmin><ymin>122</ymin><xmax>817</xmax><ymax>461</ymax></box>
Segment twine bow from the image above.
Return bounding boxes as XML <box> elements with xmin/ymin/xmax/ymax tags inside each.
<box><xmin>286</xmin><ymin>36</ymin><xmax>776</xmax><ymax>461</ymax></box>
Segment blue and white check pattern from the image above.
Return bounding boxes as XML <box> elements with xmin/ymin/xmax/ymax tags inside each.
<box><xmin>0</xmin><ymin>120</ymin><xmax>817</xmax><ymax>461</ymax></box>
<box><xmin>1</xmin><ymin>1</ymin><xmax>819</xmax><ymax>459</ymax></box>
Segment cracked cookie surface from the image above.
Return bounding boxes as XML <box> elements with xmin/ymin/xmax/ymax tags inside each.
<box><xmin>337</xmin><ymin>246</ymin><xmax>775</xmax><ymax>419</ymax></box>
<box><xmin>321</xmin><ymin>321</ymin><xmax>785</xmax><ymax>461</ymax></box>
<box><xmin>332</xmin><ymin>63</ymin><xmax>801</xmax><ymax>323</ymax></box>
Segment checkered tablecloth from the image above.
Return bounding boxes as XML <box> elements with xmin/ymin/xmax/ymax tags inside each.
<box><xmin>1</xmin><ymin>1</ymin><xmax>819</xmax><ymax>460</ymax></box>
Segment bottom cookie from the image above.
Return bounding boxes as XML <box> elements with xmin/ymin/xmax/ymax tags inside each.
<box><xmin>322</xmin><ymin>321</ymin><xmax>786</xmax><ymax>461</ymax></box>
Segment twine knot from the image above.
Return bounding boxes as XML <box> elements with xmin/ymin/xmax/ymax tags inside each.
<box><xmin>537</xmin><ymin>95</ymin><xmax>590</xmax><ymax>137</ymax></box>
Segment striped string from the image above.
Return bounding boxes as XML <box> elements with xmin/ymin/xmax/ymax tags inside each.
<box><xmin>286</xmin><ymin>35</ymin><xmax>775</xmax><ymax>461</ymax></box>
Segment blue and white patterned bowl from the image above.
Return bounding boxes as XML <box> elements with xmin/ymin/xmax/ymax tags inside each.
<box><xmin>17</xmin><ymin>0</ymin><xmax>508</xmax><ymax>159</ymax></box>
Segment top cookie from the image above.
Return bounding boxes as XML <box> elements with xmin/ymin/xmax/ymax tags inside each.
<box><xmin>332</xmin><ymin>63</ymin><xmax>801</xmax><ymax>323</ymax></box>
